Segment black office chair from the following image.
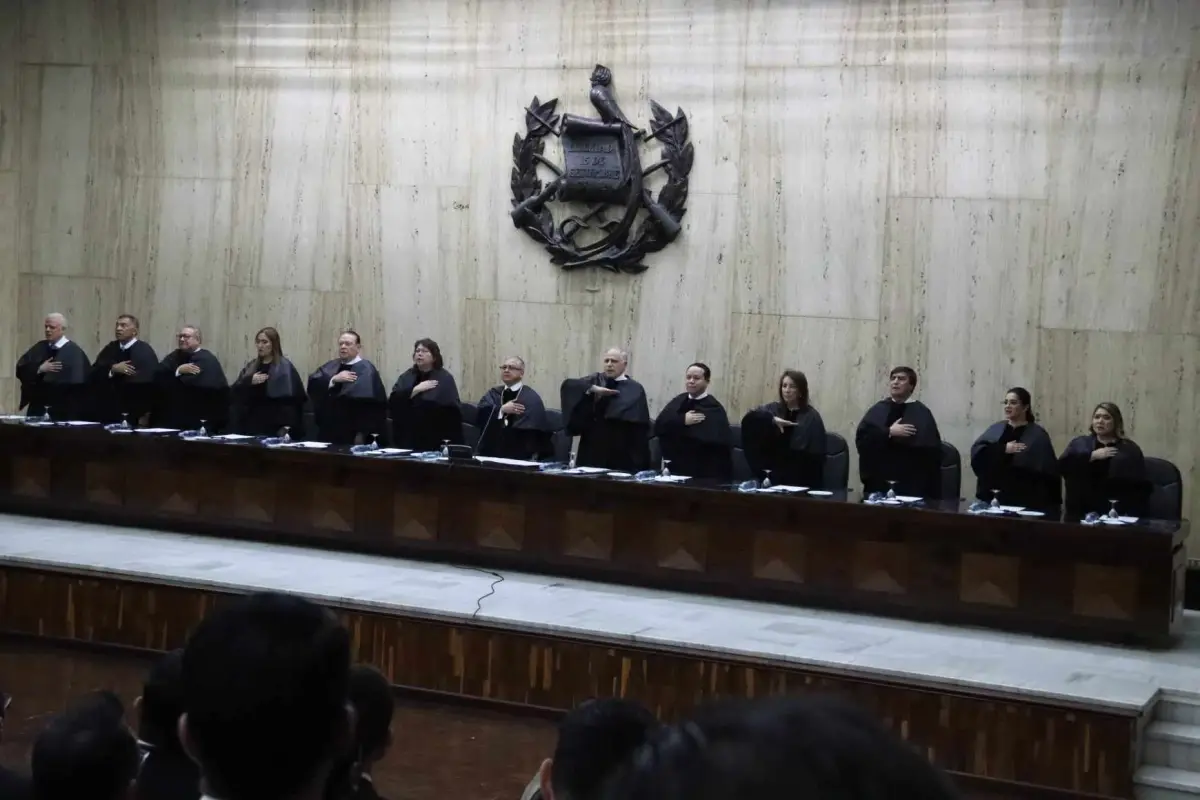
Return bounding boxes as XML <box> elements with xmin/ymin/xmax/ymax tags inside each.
<box><xmin>729</xmin><ymin>423</ymin><xmax>742</xmax><ymax>450</ymax></box>
<box><xmin>1145</xmin><ymin>457</ymin><xmax>1184</xmax><ymax>521</ymax></box>
<box><xmin>822</xmin><ymin>432</ymin><xmax>850</xmax><ymax>491</ymax></box>
<box><xmin>459</xmin><ymin>401</ymin><xmax>479</xmax><ymax>426</ymax></box>
<box><xmin>940</xmin><ymin>441</ymin><xmax>963</xmax><ymax>500</ymax></box>
<box><xmin>649</xmin><ymin>436</ymin><xmax>662</xmax><ymax>472</ymax></box>
<box><xmin>731</xmin><ymin>448</ymin><xmax>754</xmax><ymax>482</ymax></box>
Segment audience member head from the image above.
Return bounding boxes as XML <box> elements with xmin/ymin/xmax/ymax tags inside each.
<box><xmin>1090</xmin><ymin>402</ymin><xmax>1125</xmax><ymax>440</ymax></box>
<box><xmin>537</xmin><ymin>698</ymin><xmax>660</xmax><ymax>800</ymax></box>
<box><xmin>685</xmin><ymin>364</ymin><xmax>710</xmax><ymax>397</ymax></box>
<box><xmin>348</xmin><ymin>666</ymin><xmax>393</xmax><ymax>768</ymax></box>
<box><xmin>603</xmin><ymin>694</ymin><xmax>960</xmax><ymax>800</ymax></box>
<box><xmin>888</xmin><ymin>367</ymin><xmax>917</xmax><ymax>401</ymax></box>
<box><xmin>412</xmin><ymin>338</ymin><xmax>443</xmax><ymax>372</ymax></box>
<box><xmin>778</xmin><ymin>370</ymin><xmax>809</xmax><ymax>410</ymax></box>
<box><xmin>500</xmin><ymin>356</ymin><xmax>526</xmax><ymax>387</ymax></box>
<box><xmin>180</xmin><ymin>592</ymin><xmax>353</xmax><ymax>800</ymax></box>
<box><xmin>255</xmin><ymin>327</ymin><xmax>283</xmax><ymax>363</ymax></box>
<box><xmin>1003</xmin><ymin>386</ymin><xmax>1035</xmax><ymax>424</ymax></box>
<box><xmin>0</xmin><ymin>689</ymin><xmax>10</xmax><ymax>744</ymax></box>
<box><xmin>177</xmin><ymin>326</ymin><xmax>202</xmax><ymax>353</ymax></box>
<box><xmin>44</xmin><ymin>313</ymin><xmax>67</xmax><ymax>342</ymax></box>
<box><xmin>338</xmin><ymin>331</ymin><xmax>361</xmax><ymax>362</ymax></box>
<box><xmin>136</xmin><ymin>649</ymin><xmax>185</xmax><ymax>754</ymax></box>
<box><xmin>115</xmin><ymin>315</ymin><xmax>140</xmax><ymax>343</ymax></box>
<box><xmin>32</xmin><ymin>690</ymin><xmax>139</xmax><ymax>800</ymax></box>
<box><xmin>602</xmin><ymin>349</ymin><xmax>628</xmax><ymax>379</ymax></box>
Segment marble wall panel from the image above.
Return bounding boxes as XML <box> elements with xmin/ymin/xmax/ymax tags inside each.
<box><xmin>20</xmin><ymin>0</ymin><xmax>100</xmax><ymax>65</ymax></box>
<box><xmin>461</xmin><ymin>299</ymin><xmax>596</xmax><ymax>403</ymax></box>
<box><xmin>1040</xmin><ymin>58</ymin><xmax>1190</xmax><ymax>333</ymax></box>
<box><xmin>744</xmin><ymin>0</ymin><xmax>897</xmax><ymax>68</ymax></box>
<box><xmin>0</xmin><ymin>379</ymin><xmax>18</xmax><ymax>415</ymax></box>
<box><xmin>880</xmin><ymin>198</ymin><xmax>1046</xmax><ymax>454</ymax></box>
<box><xmin>735</xmin><ymin>66</ymin><xmax>889</xmax><ymax>320</ymax></box>
<box><xmin>231</xmin><ymin>67</ymin><xmax>351</xmax><ymax>292</ymax></box>
<box><xmin>345</xmin><ymin>184</ymin><xmax>390</xmax><ymax>361</ymax></box>
<box><xmin>0</xmin><ymin>174</ymin><xmax>17</xmax><ymax>371</ymax></box>
<box><xmin>1057</xmin><ymin>0</ymin><xmax>1200</xmax><ymax>62</ymax></box>
<box><xmin>235</xmin><ymin>0</ymin><xmax>357</xmax><ymax>70</ymax></box>
<box><xmin>0</xmin><ymin>3</ymin><xmax>18</xmax><ymax>172</ymax></box>
<box><xmin>18</xmin><ymin>66</ymin><xmax>93</xmax><ymax>277</ymax></box>
<box><xmin>17</xmin><ymin>276</ymin><xmax>121</xmax><ymax>360</ymax></box>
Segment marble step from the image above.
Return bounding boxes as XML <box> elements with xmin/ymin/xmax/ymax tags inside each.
<box><xmin>1146</xmin><ymin>722</ymin><xmax>1200</xmax><ymax>771</ymax></box>
<box><xmin>1161</xmin><ymin>694</ymin><xmax>1200</xmax><ymax>726</ymax></box>
<box><xmin>1135</xmin><ymin>766</ymin><xmax>1200</xmax><ymax>799</ymax></box>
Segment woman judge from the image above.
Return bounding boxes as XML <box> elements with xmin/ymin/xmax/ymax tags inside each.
<box><xmin>1058</xmin><ymin>402</ymin><xmax>1150</xmax><ymax>519</ymax></box>
<box><xmin>653</xmin><ymin>363</ymin><xmax>733</xmax><ymax>481</ymax></box>
<box><xmin>230</xmin><ymin>327</ymin><xmax>307</xmax><ymax>437</ymax></box>
<box><xmin>389</xmin><ymin>338</ymin><xmax>464</xmax><ymax>452</ymax></box>
<box><xmin>740</xmin><ymin>370</ymin><xmax>827</xmax><ymax>488</ymax></box>
<box><xmin>970</xmin><ymin>387</ymin><xmax>1061</xmax><ymax>510</ymax></box>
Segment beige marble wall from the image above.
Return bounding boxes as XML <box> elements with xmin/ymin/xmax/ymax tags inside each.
<box><xmin>2</xmin><ymin>0</ymin><xmax>1199</xmax><ymax>537</ymax></box>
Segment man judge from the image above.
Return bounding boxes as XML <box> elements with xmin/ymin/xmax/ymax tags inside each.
<box><xmin>152</xmin><ymin>325</ymin><xmax>229</xmax><ymax>432</ymax></box>
<box><xmin>15</xmin><ymin>313</ymin><xmax>92</xmax><ymax>420</ymax></box>
<box><xmin>307</xmin><ymin>331</ymin><xmax>388</xmax><ymax>445</ymax></box>
<box><xmin>653</xmin><ymin>363</ymin><xmax>733</xmax><ymax>481</ymax></box>
<box><xmin>854</xmin><ymin>366</ymin><xmax>943</xmax><ymax>499</ymax></box>
<box><xmin>475</xmin><ymin>356</ymin><xmax>555</xmax><ymax>461</ymax></box>
<box><xmin>88</xmin><ymin>314</ymin><xmax>159</xmax><ymax>425</ymax></box>
<box><xmin>561</xmin><ymin>348</ymin><xmax>651</xmax><ymax>472</ymax></box>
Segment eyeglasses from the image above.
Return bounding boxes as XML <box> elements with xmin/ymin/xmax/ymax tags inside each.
<box><xmin>500</xmin><ymin>364</ymin><xmax>523</xmax><ymax>371</ymax></box>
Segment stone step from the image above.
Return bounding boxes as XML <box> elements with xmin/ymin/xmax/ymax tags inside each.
<box><xmin>1135</xmin><ymin>766</ymin><xmax>1200</xmax><ymax>799</ymax></box>
<box><xmin>1161</xmin><ymin>694</ymin><xmax>1200</xmax><ymax>726</ymax></box>
<box><xmin>1146</xmin><ymin>722</ymin><xmax>1200</xmax><ymax>771</ymax></box>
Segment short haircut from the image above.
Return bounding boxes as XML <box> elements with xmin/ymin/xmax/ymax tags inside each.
<box><xmin>889</xmin><ymin>366</ymin><xmax>918</xmax><ymax>388</ymax></box>
<box><xmin>32</xmin><ymin>691</ymin><xmax>140</xmax><ymax>800</ymax></box>
<box><xmin>181</xmin><ymin>592</ymin><xmax>352</xmax><ymax>800</ymax></box>
<box><xmin>552</xmin><ymin>698</ymin><xmax>660</xmax><ymax>800</ymax></box>
<box><xmin>348</xmin><ymin>665</ymin><xmax>394</xmax><ymax>761</ymax></box>
<box><xmin>505</xmin><ymin>356</ymin><xmax>526</xmax><ymax>369</ymax></box>
<box><xmin>117</xmin><ymin>314</ymin><xmax>140</xmax><ymax>328</ymax></box>
<box><xmin>413</xmin><ymin>338</ymin><xmax>444</xmax><ymax>371</ymax></box>
<box><xmin>341</xmin><ymin>330</ymin><xmax>361</xmax><ymax>345</ymax></box>
<box><xmin>138</xmin><ymin>649</ymin><xmax>185</xmax><ymax>753</ymax></box>
<box><xmin>182</xmin><ymin>325</ymin><xmax>203</xmax><ymax>343</ymax></box>
<box><xmin>687</xmin><ymin>363</ymin><xmax>711</xmax><ymax>381</ymax></box>
<box><xmin>46</xmin><ymin>312</ymin><xmax>68</xmax><ymax>328</ymax></box>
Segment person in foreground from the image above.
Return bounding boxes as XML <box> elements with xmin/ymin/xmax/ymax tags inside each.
<box><xmin>134</xmin><ymin>649</ymin><xmax>200</xmax><ymax>800</ymax></box>
<box><xmin>600</xmin><ymin>694</ymin><xmax>960</xmax><ymax>800</ymax></box>
<box><xmin>179</xmin><ymin>591</ymin><xmax>353</xmax><ymax>800</ymax></box>
<box><xmin>89</xmin><ymin>314</ymin><xmax>159</xmax><ymax>425</ymax></box>
<box><xmin>325</xmin><ymin>665</ymin><xmax>395</xmax><ymax>800</ymax></box>
<box><xmin>561</xmin><ymin>348</ymin><xmax>651</xmax><ymax>472</ymax></box>
<box><xmin>970</xmin><ymin>387</ymin><xmax>1060</xmax><ymax>511</ymax></box>
<box><xmin>308</xmin><ymin>331</ymin><xmax>388</xmax><ymax>446</ymax></box>
<box><xmin>741</xmin><ymin>369</ymin><xmax>826</xmax><ymax>487</ymax></box>
<box><xmin>389</xmin><ymin>338</ymin><xmax>463</xmax><ymax>451</ymax></box>
<box><xmin>153</xmin><ymin>325</ymin><xmax>229</xmax><ymax>432</ymax></box>
<box><xmin>475</xmin><ymin>356</ymin><xmax>555</xmax><ymax>461</ymax></box>
<box><xmin>653</xmin><ymin>363</ymin><xmax>732</xmax><ymax>481</ymax></box>
<box><xmin>1058</xmin><ymin>402</ymin><xmax>1149</xmax><ymax>519</ymax></box>
<box><xmin>521</xmin><ymin>697</ymin><xmax>661</xmax><ymax>800</ymax></box>
<box><xmin>230</xmin><ymin>327</ymin><xmax>307</xmax><ymax>437</ymax></box>
<box><xmin>855</xmin><ymin>367</ymin><xmax>943</xmax><ymax>499</ymax></box>
<box><xmin>0</xmin><ymin>689</ymin><xmax>31</xmax><ymax>800</ymax></box>
<box><xmin>15</xmin><ymin>312</ymin><xmax>92</xmax><ymax>420</ymax></box>
<box><xmin>32</xmin><ymin>691</ymin><xmax>140</xmax><ymax>800</ymax></box>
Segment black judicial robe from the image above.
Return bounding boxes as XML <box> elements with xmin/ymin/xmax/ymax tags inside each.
<box><xmin>970</xmin><ymin>422</ymin><xmax>1061</xmax><ymax>510</ymax></box>
<box><xmin>88</xmin><ymin>340</ymin><xmax>159</xmax><ymax>424</ymax></box>
<box><xmin>741</xmin><ymin>402</ymin><xmax>826</xmax><ymax>487</ymax></box>
<box><xmin>389</xmin><ymin>367</ymin><xmax>463</xmax><ymax>452</ymax></box>
<box><xmin>1058</xmin><ymin>435</ymin><xmax>1150</xmax><ymax>519</ymax></box>
<box><xmin>307</xmin><ymin>359</ymin><xmax>388</xmax><ymax>446</ymax></box>
<box><xmin>152</xmin><ymin>349</ymin><xmax>230</xmax><ymax>432</ymax></box>
<box><xmin>561</xmin><ymin>374</ymin><xmax>651</xmax><ymax>472</ymax></box>
<box><xmin>855</xmin><ymin>399</ymin><xmax>942</xmax><ymax>499</ymax></box>
<box><xmin>475</xmin><ymin>384</ymin><xmax>555</xmax><ymax>461</ymax></box>
<box><xmin>654</xmin><ymin>393</ymin><xmax>733</xmax><ymax>481</ymax></box>
<box><xmin>230</xmin><ymin>357</ymin><xmax>307</xmax><ymax>437</ymax></box>
<box><xmin>135</xmin><ymin>747</ymin><xmax>200</xmax><ymax>800</ymax></box>
<box><xmin>15</xmin><ymin>340</ymin><xmax>92</xmax><ymax>420</ymax></box>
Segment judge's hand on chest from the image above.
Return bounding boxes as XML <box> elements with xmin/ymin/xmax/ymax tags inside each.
<box><xmin>772</xmin><ymin>416</ymin><xmax>797</xmax><ymax>433</ymax></box>
<box><xmin>1091</xmin><ymin>446</ymin><xmax>1118</xmax><ymax>461</ymax></box>
<box><xmin>501</xmin><ymin>401</ymin><xmax>525</xmax><ymax>416</ymax></box>
<box><xmin>685</xmin><ymin>410</ymin><xmax>706</xmax><ymax>426</ymax></box>
<box><xmin>37</xmin><ymin>359</ymin><xmax>62</xmax><ymax>375</ymax></box>
<box><xmin>251</xmin><ymin>372</ymin><xmax>268</xmax><ymax>385</ymax></box>
<box><xmin>110</xmin><ymin>361</ymin><xmax>136</xmax><ymax>377</ymax></box>
<box><xmin>178</xmin><ymin>363</ymin><xmax>202</xmax><ymax>376</ymax></box>
<box><xmin>412</xmin><ymin>379</ymin><xmax>439</xmax><ymax>396</ymax></box>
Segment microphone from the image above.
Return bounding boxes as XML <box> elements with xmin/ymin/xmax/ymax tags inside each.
<box><xmin>472</xmin><ymin>390</ymin><xmax>501</xmax><ymax>457</ymax></box>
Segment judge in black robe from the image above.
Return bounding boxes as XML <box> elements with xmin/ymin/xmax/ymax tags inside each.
<box><xmin>970</xmin><ymin>387</ymin><xmax>1061</xmax><ymax>511</ymax></box>
<box><xmin>230</xmin><ymin>328</ymin><xmax>307</xmax><ymax>437</ymax></box>
<box><xmin>151</xmin><ymin>326</ymin><xmax>230</xmax><ymax>432</ymax></box>
<box><xmin>561</xmin><ymin>348</ymin><xmax>651</xmax><ymax>472</ymax></box>
<box><xmin>389</xmin><ymin>338</ymin><xmax>463</xmax><ymax>452</ymax></box>
<box><xmin>88</xmin><ymin>314</ymin><xmax>159</xmax><ymax>425</ymax></box>
<box><xmin>15</xmin><ymin>313</ymin><xmax>92</xmax><ymax>420</ymax></box>
<box><xmin>307</xmin><ymin>331</ymin><xmax>388</xmax><ymax>446</ymax></box>
<box><xmin>653</xmin><ymin>363</ymin><xmax>733</xmax><ymax>481</ymax></box>
<box><xmin>855</xmin><ymin>366</ymin><xmax>943</xmax><ymax>499</ymax></box>
<box><xmin>1058</xmin><ymin>402</ymin><xmax>1150</xmax><ymax>519</ymax></box>
<box><xmin>475</xmin><ymin>357</ymin><xmax>555</xmax><ymax>461</ymax></box>
<box><xmin>741</xmin><ymin>369</ymin><xmax>826</xmax><ymax>487</ymax></box>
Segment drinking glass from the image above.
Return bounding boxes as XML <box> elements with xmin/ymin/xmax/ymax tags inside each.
<box><xmin>661</xmin><ymin>459</ymin><xmax>672</xmax><ymax>478</ymax></box>
<box><xmin>120</xmin><ymin>412</ymin><xmax>130</xmax><ymax>430</ymax></box>
<box><xmin>990</xmin><ymin>489</ymin><xmax>1001</xmax><ymax>510</ymax></box>
<box><xmin>281</xmin><ymin>426</ymin><xmax>291</xmax><ymax>444</ymax></box>
<box><xmin>886</xmin><ymin>480</ymin><xmax>897</xmax><ymax>500</ymax></box>
<box><xmin>1108</xmin><ymin>499</ymin><xmax>1119</xmax><ymax>519</ymax></box>
<box><xmin>198</xmin><ymin>419</ymin><xmax>208</xmax><ymax>437</ymax></box>
<box><xmin>762</xmin><ymin>469</ymin><xmax>773</xmax><ymax>489</ymax></box>
<box><xmin>568</xmin><ymin>451</ymin><xmax>577</xmax><ymax>470</ymax></box>
<box><xmin>441</xmin><ymin>439</ymin><xmax>450</xmax><ymax>457</ymax></box>
<box><xmin>370</xmin><ymin>433</ymin><xmax>380</xmax><ymax>451</ymax></box>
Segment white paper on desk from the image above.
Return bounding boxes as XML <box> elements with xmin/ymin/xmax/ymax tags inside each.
<box><xmin>562</xmin><ymin>467</ymin><xmax>609</xmax><ymax>474</ymax></box>
<box><xmin>0</xmin><ymin>415</ymin><xmax>27</xmax><ymax>422</ymax></box>
<box><xmin>652</xmin><ymin>475</ymin><xmax>691</xmax><ymax>483</ymax></box>
<box><xmin>894</xmin><ymin>495</ymin><xmax>922</xmax><ymax>503</ymax></box>
<box><xmin>999</xmin><ymin>505</ymin><xmax>1026</xmax><ymax>512</ymax></box>
<box><xmin>475</xmin><ymin>455</ymin><xmax>540</xmax><ymax>467</ymax></box>
<box><xmin>133</xmin><ymin>428</ymin><xmax>179</xmax><ymax>434</ymax></box>
<box><xmin>760</xmin><ymin>485</ymin><xmax>808</xmax><ymax>494</ymax></box>
<box><xmin>284</xmin><ymin>441</ymin><xmax>330</xmax><ymax>449</ymax></box>
<box><xmin>1118</xmin><ymin>516</ymin><xmax>1140</xmax><ymax>524</ymax></box>
<box><xmin>210</xmin><ymin>433</ymin><xmax>257</xmax><ymax>441</ymax></box>
<box><xmin>372</xmin><ymin>448</ymin><xmax>412</xmax><ymax>456</ymax></box>
<box><xmin>60</xmin><ymin>420</ymin><xmax>100</xmax><ymax>426</ymax></box>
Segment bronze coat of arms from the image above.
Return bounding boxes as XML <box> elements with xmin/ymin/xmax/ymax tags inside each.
<box><xmin>509</xmin><ymin>65</ymin><xmax>693</xmax><ymax>274</ymax></box>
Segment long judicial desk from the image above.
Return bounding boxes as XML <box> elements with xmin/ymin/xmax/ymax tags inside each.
<box><xmin>0</xmin><ymin>422</ymin><xmax>1187</xmax><ymax>647</ymax></box>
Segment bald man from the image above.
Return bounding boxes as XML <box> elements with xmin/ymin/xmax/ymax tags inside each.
<box><xmin>15</xmin><ymin>313</ymin><xmax>92</xmax><ymax>420</ymax></box>
<box><xmin>475</xmin><ymin>356</ymin><xmax>555</xmax><ymax>461</ymax></box>
<box><xmin>151</xmin><ymin>325</ymin><xmax>229</xmax><ymax>432</ymax></box>
<box><xmin>560</xmin><ymin>348</ymin><xmax>651</xmax><ymax>472</ymax></box>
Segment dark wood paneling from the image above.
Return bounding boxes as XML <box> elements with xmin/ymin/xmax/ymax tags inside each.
<box><xmin>0</xmin><ymin>566</ymin><xmax>1138</xmax><ymax>798</ymax></box>
<box><xmin>0</xmin><ymin>424</ymin><xmax>1187</xmax><ymax>646</ymax></box>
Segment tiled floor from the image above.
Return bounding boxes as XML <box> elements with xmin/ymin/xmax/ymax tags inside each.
<box><xmin>1</xmin><ymin>513</ymin><xmax>1198</xmax><ymax>714</ymax></box>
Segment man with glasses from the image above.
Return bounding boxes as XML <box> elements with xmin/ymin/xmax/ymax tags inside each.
<box><xmin>152</xmin><ymin>325</ymin><xmax>230</xmax><ymax>433</ymax></box>
<box><xmin>474</xmin><ymin>357</ymin><xmax>555</xmax><ymax>461</ymax></box>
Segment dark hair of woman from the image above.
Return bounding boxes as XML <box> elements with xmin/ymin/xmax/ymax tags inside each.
<box><xmin>777</xmin><ymin>370</ymin><xmax>809</xmax><ymax>411</ymax></box>
<box><xmin>413</xmin><ymin>338</ymin><xmax>444</xmax><ymax>371</ymax></box>
<box><xmin>1091</xmin><ymin>401</ymin><xmax>1126</xmax><ymax>439</ymax></box>
<box><xmin>256</xmin><ymin>327</ymin><xmax>283</xmax><ymax>365</ymax></box>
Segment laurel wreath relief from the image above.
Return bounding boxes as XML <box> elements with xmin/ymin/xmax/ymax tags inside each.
<box><xmin>510</xmin><ymin>97</ymin><xmax>693</xmax><ymax>274</ymax></box>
